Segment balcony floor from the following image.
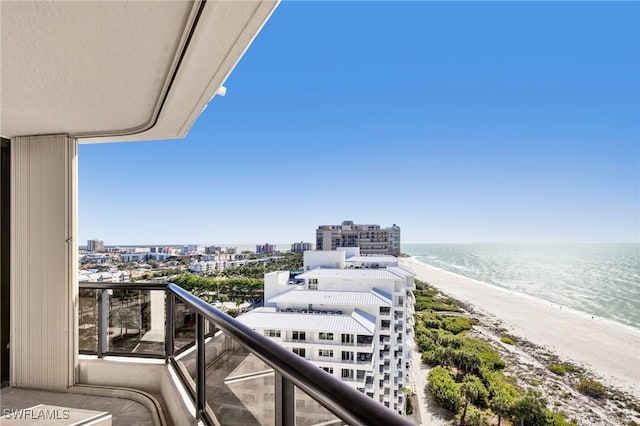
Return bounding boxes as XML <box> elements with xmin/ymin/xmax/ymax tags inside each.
<box><xmin>0</xmin><ymin>387</ymin><xmax>155</xmax><ymax>425</ymax></box>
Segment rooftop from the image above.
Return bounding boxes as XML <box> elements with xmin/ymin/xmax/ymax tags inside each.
<box><xmin>238</xmin><ymin>308</ymin><xmax>375</xmax><ymax>335</ymax></box>
<box><xmin>296</xmin><ymin>268</ymin><xmax>403</xmax><ymax>281</ymax></box>
<box><xmin>268</xmin><ymin>289</ymin><xmax>391</xmax><ymax>306</ymax></box>
<box><xmin>386</xmin><ymin>266</ymin><xmax>416</xmax><ymax>278</ymax></box>
<box><xmin>344</xmin><ymin>255</ymin><xmax>400</xmax><ymax>265</ymax></box>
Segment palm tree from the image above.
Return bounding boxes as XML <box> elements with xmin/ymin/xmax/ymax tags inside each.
<box><xmin>460</xmin><ymin>375</ymin><xmax>480</xmax><ymax>426</ymax></box>
<box><xmin>512</xmin><ymin>390</ymin><xmax>547</xmax><ymax>426</ymax></box>
<box><xmin>466</xmin><ymin>408</ymin><xmax>490</xmax><ymax>426</ymax></box>
<box><xmin>399</xmin><ymin>386</ymin><xmax>416</xmax><ymax>415</ymax></box>
<box><xmin>489</xmin><ymin>388</ymin><xmax>513</xmax><ymax>426</ymax></box>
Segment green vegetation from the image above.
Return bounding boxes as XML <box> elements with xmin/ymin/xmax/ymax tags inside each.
<box><xmin>576</xmin><ymin>378</ymin><xmax>607</xmax><ymax>399</ymax></box>
<box><xmin>172</xmin><ymin>252</ymin><xmax>304</xmax><ymax>302</ymax></box>
<box><xmin>399</xmin><ymin>386</ymin><xmax>415</xmax><ymax>415</ymax></box>
<box><xmin>546</xmin><ymin>411</ymin><xmax>579</xmax><ymax>426</ymax></box>
<box><xmin>414</xmin><ymin>279</ymin><xmax>577</xmax><ymax>426</ymax></box>
<box><xmin>466</xmin><ymin>407</ymin><xmax>490</xmax><ymax>426</ymax></box>
<box><xmin>512</xmin><ymin>390</ymin><xmax>547</xmax><ymax>426</ymax></box>
<box><xmin>428</xmin><ymin>367</ymin><xmax>461</xmax><ymax>411</ymax></box>
<box><xmin>500</xmin><ymin>336</ymin><xmax>515</xmax><ymax>345</ymax></box>
<box><xmin>414</xmin><ymin>281</ymin><xmax>463</xmax><ymax>312</ymax></box>
<box><xmin>173</xmin><ymin>274</ymin><xmax>263</xmax><ymax>301</ymax></box>
<box><xmin>216</xmin><ymin>252</ymin><xmax>303</xmax><ymax>279</ymax></box>
<box><xmin>548</xmin><ymin>363</ymin><xmax>580</xmax><ymax>376</ymax></box>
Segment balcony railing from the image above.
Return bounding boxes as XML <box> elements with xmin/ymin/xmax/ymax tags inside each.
<box><xmin>79</xmin><ymin>282</ymin><xmax>413</xmax><ymax>426</ymax></box>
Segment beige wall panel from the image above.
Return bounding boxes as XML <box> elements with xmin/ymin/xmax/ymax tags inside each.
<box><xmin>10</xmin><ymin>134</ymin><xmax>77</xmax><ymax>389</ymax></box>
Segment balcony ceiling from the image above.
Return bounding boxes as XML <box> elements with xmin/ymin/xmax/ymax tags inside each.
<box><xmin>0</xmin><ymin>0</ymin><xmax>278</xmax><ymax>143</ymax></box>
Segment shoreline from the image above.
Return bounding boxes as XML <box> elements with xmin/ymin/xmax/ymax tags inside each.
<box><xmin>408</xmin><ymin>256</ymin><xmax>640</xmax><ymax>334</ymax></box>
<box><xmin>401</xmin><ymin>256</ymin><xmax>640</xmax><ymax>400</ymax></box>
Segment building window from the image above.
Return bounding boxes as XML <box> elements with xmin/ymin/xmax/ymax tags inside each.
<box><xmin>293</xmin><ymin>348</ymin><xmax>306</xmax><ymax>358</ymax></box>
<box><xmin>341</xmin><ymin>351</ymin><xmax>354</xmax><ymax>361</ymax></box>
<box><xmin>308</xmin><ymin>278</ymin><xmax>318</xmax><ymax>290</ymax></box>
<box><xmin>319</xmin><ymin>349</ymin><xmax>333</xmax><ymax>357</ymax></box>
<box><xmin>319</xmin><ymin>332</ymin><xmax>334</xmax><ymax>340</ymax></box>
<box><xmin>292</xmin><ymin>331</ymin><xmax>306</xmax><ymax>341</ymax></box>
<box><xmin>341</xmin><ymin>333</ymin><xmax>353</xmax><ymax>344</ymax></box>
<box><xmin>263</xmin><ymin>329</ymin><xmax>281</xmax><ymax>338</ymax></box>
<box><xmin>341</xmin><ymin>368</ymin><xmax>354</xmax><ymax>379</ymax></box>
<box><xmin>321</xmin><ymin>367</ymin><xmax>334</xmax><ymax>374</ymax></box>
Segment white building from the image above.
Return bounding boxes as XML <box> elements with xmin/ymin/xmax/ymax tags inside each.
<box><xmin>238</xmin><ymin>249</ymin><xmax>416</xmax><ymax>415</ymax></box>
<box><xmin>315</xmin><ymin>221</ymin><xmax>402</xmax><ymax>256</ymax></box>
<box><xmin>87</xmin><ymin>239</ymin><xmax>105</xmax><ymax>253</ymax></box>
<box><xmin>291</xmin><ymin>241</ymin><xmax>314</xmax><ymax>253</ymax></box>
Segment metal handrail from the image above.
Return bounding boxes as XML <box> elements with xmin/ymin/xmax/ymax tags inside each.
<box><xmin>79</xmin><ymin>281</ymin><xmax>415</xmax><ymax>426</ymax></box>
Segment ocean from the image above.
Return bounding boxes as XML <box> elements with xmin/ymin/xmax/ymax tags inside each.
<box><xmin>402</xmin><ymin>243</ymin><xmax>640</xmax><ymax>329</ymax></box>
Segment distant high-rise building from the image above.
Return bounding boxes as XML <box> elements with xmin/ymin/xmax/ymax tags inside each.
<box><xmin>87</xmin><ymin>239</ymin><xmax>104</xmax><ymax>253</ymax></box>
<box><xmin>315</xmin><ymin>221</ymin><xmax>401</xmax><ymax>255</ymax></box>
<box><xmin>291</xmin><ymin>241</ymin><xmax>313</xmax><ymax>253</ymax></box>
<box><xmin>256</xmin><ymin>243</ymin><xmax>275</xmax><ymax>254</ymax></box>
<box><xmin>387</xmin><ymin>224</ymin><xmax>401</xmax><ymax>256</ymax></box>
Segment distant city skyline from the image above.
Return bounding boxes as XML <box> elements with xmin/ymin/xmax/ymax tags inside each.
<box><xmin>79</xmin><ymin>1</ymin><xmax>639</xmax><ymax>244</ymax></box>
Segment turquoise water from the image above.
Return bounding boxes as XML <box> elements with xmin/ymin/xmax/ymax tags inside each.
<box><xmin>402</xmin><ymin>243</ymin><xmax>640</xmax><ymax>329</ymax></box>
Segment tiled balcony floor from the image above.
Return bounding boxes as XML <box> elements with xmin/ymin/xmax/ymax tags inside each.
<box><xmin>0</xmin><ymin>387</ymin><xmax>155</xmax><ymax>425</ymax></box>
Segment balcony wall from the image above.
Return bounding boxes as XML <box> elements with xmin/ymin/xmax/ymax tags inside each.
<box><xmin>11</xmin><ymin>135</ymin><xmax>77</xmax><ymax>389</ymax></box>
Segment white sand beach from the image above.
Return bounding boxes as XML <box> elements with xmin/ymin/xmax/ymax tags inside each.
<box><xmin>401</xmin><ymin>257</ymin><xmax>640</xmax><ymax>399</ymax></box>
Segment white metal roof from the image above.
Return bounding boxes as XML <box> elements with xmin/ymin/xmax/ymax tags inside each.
<box><xmin>238</xmin><ymin>310</ymin><xmax>375</xmax><ymax>335</ymax></box>
<box><xmin>386</xmin><ymin>266</ymin><xmax>416</xmax><ymax>278</ymax></box>
<box><xmin>344</xmin><ymin>256</ymin><xmax>399</xmax><ymax>265</ymax></box>
<box><xmin>296</xmin><ymin>269</ymin><xmax>402</xmax><ymax>280</ymax></box>
<box><xmin>268</xmin><ymin>289</ymin><xmax>391</xmax><ymax>306</ymax></box>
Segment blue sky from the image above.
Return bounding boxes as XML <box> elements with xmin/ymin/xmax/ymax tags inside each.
<box><xmin>79</xmin><ymin>1</ymin><xmax>639</xmax><ymax>245</ymax></box>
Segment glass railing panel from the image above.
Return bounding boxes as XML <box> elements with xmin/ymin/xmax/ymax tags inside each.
<box><xmin>295</xmin><ymin>386</ymin><xmax>344</xmax><ymax>426</ymax></box>
<box><xmin>106</xmin><ymin>289</ymin><xmax>164</xmax><ymax>356</ymax></box>
<box><xmin>205</xmin><ymin>331</ymin><xmax>275</xmax><ymax>425</ymax></box>
<box><xmin>174</xmin><ymin>296</ymin><xmax>196</xmax><ymax>355</ymax></box>
<box><xmin>78</xmin><ymin>288</ymin><xmax>98</xmax><ymax>353</ymax></box>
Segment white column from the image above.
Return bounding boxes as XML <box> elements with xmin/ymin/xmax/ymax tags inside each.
<box><xmin>10</xmin><ymin>134</ymin><xmax>78</xmax><ymax>389</ymax></box>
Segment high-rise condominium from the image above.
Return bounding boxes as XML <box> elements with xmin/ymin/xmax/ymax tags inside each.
<box><xmin>315</xmin><ymin>221</ymin><xmax>401</xmax><ymax>256</ymax></box>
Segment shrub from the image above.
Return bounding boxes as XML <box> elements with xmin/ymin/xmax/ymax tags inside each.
<box><xmin>576</xmin><ymin>379</ymin><xmax>607</xmax><ymax>399</ymax></box>
<box><xmin>428</xmin><ymin>367</ymin><xmax>461</xmax><ymax>411</ymax></box>
<box><xmin>546</xmin><ymin>410</ymin><xmax>579</xmax><ymax>425</ymax></box>
<box><xmin>549</xmin><ymin>363</ymin><xmax>580</xmax><ymax>376</ymax></box>
<box><xmin>549</xmin><ymin>364</ymin><xmax>568</xmax><ymax>376</ymax></box>
<box><xmin>441</xmin><ymin>316</ymin><xmax>474</xmax><ymax>334</ymax></box>
<box><xmin>466</xmin><ymin>408</ymin><xmax>490</xmax><ymax>426</ymax></box>
<box><xmin>500</xmin><ymin>336</ymin><xmax>515</xmax><ymax>345</ymax></box>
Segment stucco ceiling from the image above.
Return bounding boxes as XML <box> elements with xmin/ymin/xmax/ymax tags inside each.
<box><xmin>0</xmin><ymin>0</ymin><xmax>278</xmax><ymax>143</ymax></box>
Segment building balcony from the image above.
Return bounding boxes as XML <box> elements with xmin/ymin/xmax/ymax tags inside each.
<box><xmin>74</xmin><ymin>282</ymin><xmax>413</xmax><ymax>426</ymax></box>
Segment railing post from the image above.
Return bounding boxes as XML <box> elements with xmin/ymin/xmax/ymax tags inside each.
<box><xmin>165</xmin><ymin>291</ymin><xmax>174</xmax><ymax>362</ymax></box>
<box><xmin>97</xmin><ymin>289</ymin><xmax>108</xmax><ymax>357</ymax></box>
<box><xmin>196</xmin><ymin>313</ymin><xmax>206</xmax><ymax>420</ymax></box>
<box><xmin>275</xmin><ymin>372</ymin><xmax>295</xmax><ymax>426</ymax></box>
